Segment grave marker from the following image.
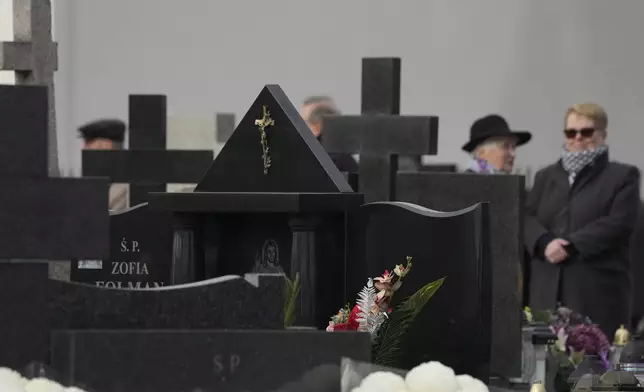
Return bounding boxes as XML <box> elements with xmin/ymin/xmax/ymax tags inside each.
<box><xmin>0</xmin><ymin>268</ymin><xmax>284</xmax><ymax>368</ymax></box>
<box><xmin>51</xmin><ymin>330</ymin><xmax>371</xmax><ymax>392</ymax></box>
<box><xmin>82</xmin><ymin>94</ymin><xmax>214</xmax><ymax>206</ymax></box>
<box><xmin>70</xmin><ymin>203</ymin><xmax>173</xmax><ymax>288</ymax></box>
<box><xmin>149</xmin><ymin>85</ymin><xmax>364</xmax><ymax>328</ymax></box>
<box><xmin>321</xmin><ymin>58</ymin><xmax>438</xmax><ymax>202</ymax></box>
<box><xmin>0</xmin><ymin>85</ymin><xmax>108</xmax><ymax>259</ymax></box>
<box><xmin>347</xmin><ymin>201</ymin><xmax>492</xmax><ymax>381</ymax></box>
<box><xmin>0</xmin><ymin>0</ymin><xmax>59</xmax><ymax>176</ymax></box>
<box><xmin>630</xmin><ymin>202</ymin><xmax>644</xmax><ymax>327</ymax></box>
<box><xmin>215</xmin><ymin>112</ymin><xmax>236</xmax><ymax>144</ymax></box>
<box><xmin>396</xmin><ymin>172</ymin><xmax>525</xmax><ymax>378</ymax></box>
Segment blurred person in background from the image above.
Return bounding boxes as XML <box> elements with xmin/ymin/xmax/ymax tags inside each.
<box><xmin>78</xmin><ymin>118</ymin><xmax>129</xmax><ymax>211</ymax></box>
<box><xmin>301</xmin><ymin>96</ymin><xmax>358</xmax><ymax>173</ymax></box>
<box><xmin>524</xmin><ymin>103</ymin><xmax>640</xmax><ymax>336</ymax></box>
<box><xmin>462</xmin><ymin>114</ymin><xmax>531</xmax><ymax>174</ymax></box>
<box><xmin>462</xmin><ymin>114</ymin><xmax>532</xmax><ymax>306</ymax></box>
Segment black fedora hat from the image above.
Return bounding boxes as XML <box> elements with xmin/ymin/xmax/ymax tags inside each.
<box><xmin>462</xmin><ymin>114</ymin><xmax>531</xmax><ymax>153</ymax></box>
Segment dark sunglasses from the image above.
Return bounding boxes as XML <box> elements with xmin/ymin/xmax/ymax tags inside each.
<box><xmin>564</xmin><ymin>128</ymin><xmax>595</xmax><ymax>139</ymax></box>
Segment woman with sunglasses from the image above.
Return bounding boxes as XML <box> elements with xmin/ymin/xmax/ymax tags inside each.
<box><xmin>524</xmin><ymin>103</ymin><xmax>640</xmax><ymax>335</ymax></box>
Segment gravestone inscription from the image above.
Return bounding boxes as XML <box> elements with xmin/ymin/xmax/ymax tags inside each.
<box><xmin>321</xmin><ymin>57</ymin><xmax>439</xmax><ymax>202</ymax></box>
<box><xmin>51</xmin><ymin>330</ymin><xmax>371</xmax><ymax>392</ymax></box>
<box><xmin>396</xmin><ymin>172</ymin><xmax>525</xmax><ymax>378</ymax></box>
<box><xmin>71</xmin><ymin>203</ymin><xmax>173</xmax><ymax>288</ymax></box>
<box><xmin>347</xmin><ymin>201</ymin><xmax>492</xmax><ymax>381</ymax></box>
<box><xmin>0</xmin><ymin>268</ymin><xmax>284</xmax><ymax>369</ymax></box>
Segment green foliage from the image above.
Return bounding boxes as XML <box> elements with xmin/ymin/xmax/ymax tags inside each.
<box><xmin>372</xmin><ymin>277</ymin><xmax>445</xmax><ymax>367</ymax></box>
<box><xmin>283</xmin><ymin>273</ymin><xmax>301</xmax><ymax>328</ymax></box>
<box><xmin>549</xmin><ymin>345</ymin><xmax>573</xmax><ymax>368</ymax></box>
<box><xmin>532</xmin><ymin>309</ymin><xmax>552</xmax><ymax>323</ymax></box>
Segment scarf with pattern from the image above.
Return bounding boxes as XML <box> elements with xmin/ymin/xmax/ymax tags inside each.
<box><xmin>467</xmin><ymin>157</ymin><xmax>502</xmax><ymax>174</ymax></box>
<box><xmin>561</xmin><ymin>145</ymin><xmax>608</xmax><ymax>184</ymax></box>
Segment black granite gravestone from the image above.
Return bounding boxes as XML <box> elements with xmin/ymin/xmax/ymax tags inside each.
<box><xmin>321</xmin><ymin>58</ymin><xmax>439</xmax><ymax>202</ymax></box>
<box><xmin>70</xmin><ymin>203</ymin><xmax>173</xmax><ymax>288</ymax></box>
<box><xmin>396</xmin><ymin>172</ymin><xmax>524</xmax><ymax>378</ymax></box>
<box><xmin>0</xmin><ymin>0</ymin><xmax>60</xmax><ymax>176</ymax></box>
<box><xmin>0</xmin><ymin>85</ymin><xmax>109</xmax><ymax>260</ymax></box>
<box><xmin>346</xmin><ymin>201</ymin><xmax>492</xmax><ymax>381</ymax></box>
<box><xmin>418</xmin><ymin>163</ymin><xmax>458</xmax><ymax>173</ymax></box>
<box><xmin>630</xmin><ymin>202</ymin><xmax>644</xmax><ymax>328</ymax></box>
<box><xmin>216</xmin><ymin>112</ymin><xmax>236</xmax><ymax>144</ymax></box>
<box><xmin>51</xmin><ymin>330</ymin><xmax>371</xmax><ymax>392</ymax></box>
<box><xmin>82</xmin><ymin>94</ymin><xmax>214</xmax><ymax>206</ymax></box>
<box><xmin>0</xmin><ymin>266</ymin><xmax>283</xmax><ymax>369</ymax></box>
<box><xmin>149</xmin><ymin>85</ymin><xmax>364</xmax><ymax>328</ymax></box>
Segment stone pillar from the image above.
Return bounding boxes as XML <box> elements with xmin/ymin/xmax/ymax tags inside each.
<box><xmin>289</xmin><ymin>215</ymin><xmax>318</xmax><ymax>327</ymax></box>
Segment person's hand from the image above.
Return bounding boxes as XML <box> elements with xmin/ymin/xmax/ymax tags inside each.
<box><xmin>545</xmin><ymin>238</ymin><xmax>569</xmax><ymax>264</ymax></box>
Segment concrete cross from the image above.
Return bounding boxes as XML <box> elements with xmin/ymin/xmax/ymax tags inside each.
<box><xmin>0</xmin><ymin>0</ymin><xmax>59</xmax><ymax>176</ymax></box>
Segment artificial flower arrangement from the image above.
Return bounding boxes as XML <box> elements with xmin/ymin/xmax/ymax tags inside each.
<box><xmin>0</xmin><ymin>367</ymin><xmax>87</xmax><ymax>392</ymax></box>
<box><xmin>327</xmin><ymin>257</ymin><xmax>445</xmax><ymax>367</ymax></box>
<box><xmin>348</xmin><ymin>360</ymin><xmax>488</xmax><ymax>392</ymax></box>
<box><xmin>524</xmin><ymin>306</ymin><xmax>611</xmax><ymax>372</ymax></box>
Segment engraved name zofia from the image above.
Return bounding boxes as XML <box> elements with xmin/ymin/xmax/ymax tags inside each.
<box><xmin>95</xmin><ymin>237</ymin><xmax>165</xmax><ymax>289</ymax></box>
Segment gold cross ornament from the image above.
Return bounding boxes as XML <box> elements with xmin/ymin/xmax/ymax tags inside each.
<box><xmin>254</xmin><ymin>105</ymin><xmax>275</xmax><ymax>174</ymax></box>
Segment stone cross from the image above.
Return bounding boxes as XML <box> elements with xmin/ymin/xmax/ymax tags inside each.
<box><xmin>0</xmin><ymin>84</ymin><xmax>109</xmax><ymax>260</ymax></box>
<box><xmin>0</xmin><ymin>0</ymin><xmax>59</xmax><ymax>176</ymax></box>
<box><xmin>82</xmin><ymin>94</ymin><xmax>214</xmax><ymax>206</ymax></box>
<box><xmin>321</xmin><ymin>58</ymin><xmax>439</xmax><ymax>202</ymax></box>
<box><xmin>215</xmin><ymin>112</ymin><xmax>236</xmax><ymax>144</ymax></box>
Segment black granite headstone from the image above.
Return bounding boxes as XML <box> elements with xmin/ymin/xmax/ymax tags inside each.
<box><xmin>0</xmin><ymin>84</ymin><xmax>109</xmax><ymax>260</ymax></box>
<box><xmin>216</xmin><ymin>112</ymin><xmax>236</xmax><ymax>144</ymax></box>
<box><xmin>0</xmin><ymin>266</ymin><xmax>283</xmax><ymax>369</ymax></box>
<box><xmin>418</xmin><ymin>163</ymin><xmax>458</xmax><ymax>173</ymax></box>
<box><xmin>71</xmin><ymin>203</ymin><xmax>173</xmax><ymax>288</ymax></box>
<box><xmin>149</xmin><ymin>85</ymin><xmax>364</xmax><ymax>328</ymax></box>
<box><xmin>396</xmin><ymin>172</ymin><xmax>524</xmax><ymax>378</ymax></box>
<box><xmin>630</xmin><ymin>202</ymin><xmax>644</xmax><ymax>327</ymax></box>
<box><xmin>347</xmin><ymin>201</ymin><xmax>492</xmax><ymax>381</ymax></box>
<box><xmin>51</xmin><ymin>330</ymin><xmax>371</xmax><ymax>392</ymax></box>
<box><xmin>321</xmin><ymin>58</ymin><xmax>439</xmax><ymax>202</ymax></box>
<box><xmin>82</xmin><ymin>94</ymin><xmax>214</xmax><ymax>206</ymax></box>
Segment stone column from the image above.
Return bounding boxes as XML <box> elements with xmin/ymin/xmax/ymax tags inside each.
<box><xmin>289</xmin><ymin>215</ymin><xmax>318</xmax><ymax>327</ymax></box>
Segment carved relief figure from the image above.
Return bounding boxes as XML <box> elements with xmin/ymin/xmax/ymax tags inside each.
<box><xmin>252</xmin><ymin>239</ymin><xmax>282</xmax><ymax>273</ymax></box>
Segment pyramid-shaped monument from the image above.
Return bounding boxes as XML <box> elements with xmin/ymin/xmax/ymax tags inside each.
<box><xmin>148</xmin><ymin>85</ymin><xmax>363</xmax><ymax>328</ymax></box>
<box><xmin>195</xmin><ymin>85</ymin><xmax>353</xmax><ymax>193</ymax></box>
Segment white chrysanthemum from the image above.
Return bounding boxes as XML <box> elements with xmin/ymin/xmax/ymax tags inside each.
<box><xmin>25</xmin><ymin>377</ymin><xmax>65</xmax><ymax>392</ymax></box>
<box><xmin>456</xmin><ymin>374</ymin><xmax>489</xmax><ymax>392</ymax></box>
<box><xmin>0</xmin><ymin>367</ymin><xmax>27</xmax><ymax>391</ymax></box>
<box><xmin>359</xmin><ymin>371</ymin><xmax>407</xmax><ymax>392</ymax></box>
<box><xmin>405</xmin><ymin>361</ymin><xmax>460</xmax><ymax>392</ymax></box>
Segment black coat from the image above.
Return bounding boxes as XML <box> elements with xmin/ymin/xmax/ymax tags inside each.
<box><xmin>524</xmin><ymin>152</ymin><xmax>640</xmax><ymax>335</ymax></box>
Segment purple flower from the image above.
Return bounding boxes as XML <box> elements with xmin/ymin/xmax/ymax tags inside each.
<box><xmin>566</xmin><ymin>324</ymin><xmax>610</xmax><ymax>356</ymax></box>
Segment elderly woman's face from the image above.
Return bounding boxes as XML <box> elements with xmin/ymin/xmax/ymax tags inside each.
<box><xmin>564</xmin><ymin>112</ymin><xmax>605</xmax><ymax>152</ymax></box>
<box><xmin>477</xmin><ymin>137</ymin><xmax>518</xmax><ymax>173</ymax></box>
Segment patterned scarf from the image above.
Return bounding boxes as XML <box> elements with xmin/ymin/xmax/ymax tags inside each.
<box><xmin>561</xmin><ymin>145</ymin><xmax>608</xmax><ymax>184</ymax></box>
<box><xmin>467</xmin><ymin>156</ymin><xmax>502</xmax><ymax>174</ymax></box>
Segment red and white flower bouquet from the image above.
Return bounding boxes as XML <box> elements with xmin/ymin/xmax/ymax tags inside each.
<box><xmin>327</xmin><ymin>257</ymin><xmax>445</xmax><ymax>367</ymax></box>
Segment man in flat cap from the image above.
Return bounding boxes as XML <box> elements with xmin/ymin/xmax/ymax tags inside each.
<box><xmin>78</xmin><ymin>119</ymin><xmax>129</xmax><ymax>211</ymax></box>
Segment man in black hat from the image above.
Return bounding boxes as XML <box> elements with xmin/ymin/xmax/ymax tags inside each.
<box><xmin>78</xmin><ymin>119</ymin><xmax>128</xmax><ymax>211</ymax></box>
<box><xmin>462</xmin><ymin>114</ymin><xmax>531</xmax><ymax>174</ymax></box>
